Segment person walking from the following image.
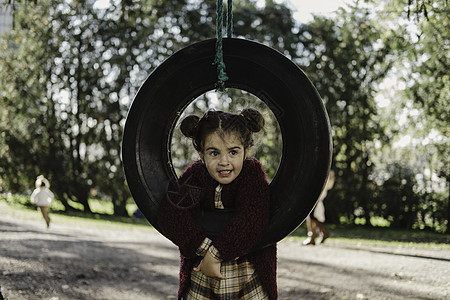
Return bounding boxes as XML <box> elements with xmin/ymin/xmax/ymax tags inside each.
<box><xmin>303</xmin><ymin>170</ymin><xmax>335</xmax><ymax>245</ymax></box>
<box><xmin>30</xmin><ymin>175</ymin><xmax>54</xmax><ymax>228</ymax></box>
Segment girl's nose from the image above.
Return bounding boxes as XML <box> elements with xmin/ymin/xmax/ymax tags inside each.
<box><xmin>219</xmin><ymin>154</ymin><xmax>230</xmax><ymax>165</ymax></box>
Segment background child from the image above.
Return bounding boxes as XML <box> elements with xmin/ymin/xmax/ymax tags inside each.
<box><xmin>30</xmin><ymin>175</ymin><xmax>54</xmax><ymax>228</ymax></box>
<box><xmin>303</xmin><ymin>170</ymin><xmax>335</xmax><ymax>245</ymax></box>
<box><xmin>158</xmin><ymin>108</ymin><xmax>277</xmax><ymax>299</ymax></box>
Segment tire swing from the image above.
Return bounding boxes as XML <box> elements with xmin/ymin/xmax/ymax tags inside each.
<box><xmin>122</xmin><ymin>3</ymin><xmax>332</xmax><ymax>250</ymax></box>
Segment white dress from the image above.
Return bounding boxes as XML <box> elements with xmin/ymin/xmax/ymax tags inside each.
<box><xmin>30</xmin><ymin>187</ymin><xmax>54</xmax><ymax>207</ymax></box>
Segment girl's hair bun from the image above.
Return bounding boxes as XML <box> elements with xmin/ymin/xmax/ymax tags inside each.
<box><xmin>180</xmin><ymin>115</ymin><xmax>200</xmax><ymax>138</ymax></box>
<box><xmin>241</xmin><ymin>108</ymin><xmax>265</xmax><ymax>133</ymax></box>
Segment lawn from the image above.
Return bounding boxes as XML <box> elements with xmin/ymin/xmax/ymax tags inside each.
<box><xmin>2</xmin><ymin>194</ymin><xmax>449</xmax><ymax>248</ymax></box>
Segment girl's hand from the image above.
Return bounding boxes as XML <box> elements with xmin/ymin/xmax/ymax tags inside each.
<box><xmin>193</xmin><ymin>250</ymin><xmax>227</xmax><ymax>280</ymax></box>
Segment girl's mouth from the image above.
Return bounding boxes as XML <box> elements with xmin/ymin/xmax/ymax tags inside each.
<box><xmin>218</xmin><ymin>170</ymin><xmax>232</xmax><ymax>177</ymax></box>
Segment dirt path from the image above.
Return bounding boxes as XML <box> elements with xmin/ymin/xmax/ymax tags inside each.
<box><xmin>1</xmin><ymin>207</ymin><xmax>449</xmax><ymax>300</ymax></box>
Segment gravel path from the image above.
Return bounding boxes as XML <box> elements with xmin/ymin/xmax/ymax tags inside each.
<box><xmin>0</xmin><ymin>207</ymin><xmax>449</xmax><ymax>300</ymax></box>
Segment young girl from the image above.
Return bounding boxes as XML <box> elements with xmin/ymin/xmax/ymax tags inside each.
<box><xmin>30</xmin><ymin>175</ymin><xmax>54</xmax><ymax>228</ymax></box>
<box><xmin>158</xmin><ymin>108</ymin><xmax>277</xmax><ymax>299</ymax></box>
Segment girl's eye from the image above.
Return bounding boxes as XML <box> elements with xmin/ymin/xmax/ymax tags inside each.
<box><xmin>210</xmin><ymin>151</ymin><xmax>218</xmax><ymax>157</ymax></box>
<box><xmin>230</xmin><ymin>150</ymin><xmax>238</xmax><ymax>155</ymax></box>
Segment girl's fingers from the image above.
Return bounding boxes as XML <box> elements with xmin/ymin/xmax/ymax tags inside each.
<box><xmin>193</xmin><ymin>267</ymin><xmax>200</xmax><ymax>272</ymax></box>
<box><xmin>193</xmin><ymin>266</ymin><xmax>226</xmax><ymax>279</ymax></box>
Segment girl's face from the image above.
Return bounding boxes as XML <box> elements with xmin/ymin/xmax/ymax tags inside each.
<box><xmin>201</xmin><ymin>131</ymin><xmax>246</xmax><ymax>185</ymax></box>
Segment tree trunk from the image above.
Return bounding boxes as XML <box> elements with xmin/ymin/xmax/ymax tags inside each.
<box><xmin>79</xmin><ymin>194</ymin><xmax>92</xmax><ymax>213</ymax></box>
<box><xmin>447</xmin><ymin>179</ymin><xmax>450</xmax><ymax>234</ymax></box>
<box><xmin>113</xmin><ymin>200</ymin><xmax>129</xmax><ymax>217</ymax></box>
<box><xmin>58</xmin><ymin>195</ymin><xmax>77</xmax><ymax>212</ymax></box>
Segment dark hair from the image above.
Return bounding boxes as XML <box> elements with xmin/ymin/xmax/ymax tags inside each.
<box><xmin>180</xmin><ymin>108</ymin><xmax>265</xmax><ymax>153</ymax></box>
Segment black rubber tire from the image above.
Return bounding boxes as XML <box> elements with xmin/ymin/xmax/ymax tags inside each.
<box><xmin>122</xmin><ymin>38</ymin><xmax>332</xmax><ymax>249</ymax></box>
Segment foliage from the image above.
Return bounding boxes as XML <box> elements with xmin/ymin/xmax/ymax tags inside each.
<box><xmin>372</xmin><ymin>0</ymin><xmax>449</xmax><ymax>232</ymax></box>
<box><xmin>1</xmin><ymin>0</ymin><xmax>138</xmax><ymax>213</ymax></box>
<box><xmin>405</xmin><ymin>0</ymin><xmax>449</xmax><ymax>183</ymax></box>
<box><xmin>295</xmin><ymin>0</ymin><xmax>400</xmax><ymax>225</ymax></box>
<box><xmin>406</xmin><ymin>0</ymin><xmax>449</xmax><ymax>21</ymax></box>
<box><xmin>0</xmin><ymin>0</ymin><xmax>297</xmax><ymax>214</ymax></box>
<box><xmin>378</xmin><ymin>163</ymin><xmax>422</xmax><ymax>229</ymax></box>
<box><xmin>290</xmin><ymin>0</ymin><xmax>448</xmax><ymax>233</ymax></box>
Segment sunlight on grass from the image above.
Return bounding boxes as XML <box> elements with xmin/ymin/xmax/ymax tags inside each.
<box><xmin>340</xmin><ymin>216</ymin><xmax>391</xmax><ymax>227</ymax></box>
<box><xmin>16</xmin><ymin>193</ymin><xmax>139</xmax><ymax>217</ymax></box>
<box><xmin>2</xmin><ymin>194</ymin><xmax>449</xmax><ymax>247</ymax></box>
<box><xmin>0</xmin><ymin>194</ymin><xmax>148</xmax><ymax>229</ymax></box>
<box><xmin>370</xmin><ymin>216</ymin><xmax>391</xmax><ymax>227</ymax></box>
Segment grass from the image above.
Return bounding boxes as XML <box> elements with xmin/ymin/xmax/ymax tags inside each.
<box><xmin>2</xmin><ymin>194</ymin><xmax>449</xmax><ymax>248</ymax></box>
<box><xmin>0</xmin><ymin>194</ymin><xmax>150</xmax><ymax>229</ymax></box>
<box><xmin>289</xmin><ymin>223</ymin><xmax>450</xmax><ymax>248</ymax></box>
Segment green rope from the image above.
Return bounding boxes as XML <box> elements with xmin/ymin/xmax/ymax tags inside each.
<box><xmin>213</xmin><ymin>0</ymin><xmax>233</xmax><ymax>92</ymax></box>
<box><xmin>226</xmin><ymin>0</ymin><xmax>233</xmax><ymax>37</ymax></box>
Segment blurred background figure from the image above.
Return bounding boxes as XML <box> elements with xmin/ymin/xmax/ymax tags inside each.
<box><xmin>30</xmin><ymin>175</ymin><xmax>54</xmax><ymax>228</ymax></box>
<box><xmin>303</xmin><ymin>170</ymin><xmax>335</xmax><ymax>245</ymax></box>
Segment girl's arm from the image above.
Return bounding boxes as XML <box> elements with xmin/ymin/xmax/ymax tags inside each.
<box><xmin>212</xmin><ymin>158</ymin><xmax>270</xmax><ymax>261</ymax></box>
<box><xmin>30</xmin><ymin>189</ymin><xmax>38</xmax><ymax>203</ymax></box>
<box><xmin>157</xmin><ymin>162</ymin><xmax>208</xmax><ymax>258</ymax></box>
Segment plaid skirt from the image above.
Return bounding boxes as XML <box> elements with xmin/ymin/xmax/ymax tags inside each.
<box><xmin>186</xmin><ymin>257</ymin><xmax>268</xmax><ymax>299</ymax></box>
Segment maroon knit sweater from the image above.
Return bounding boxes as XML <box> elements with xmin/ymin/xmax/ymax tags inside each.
<box><xmin>158</xmin><ymin>157</ymin><xmax>277</xmax><ymax>299</ymax></box>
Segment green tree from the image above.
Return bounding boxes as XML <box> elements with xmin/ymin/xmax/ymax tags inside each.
<box><xmin>379</xmin><ymin>163</ymin><xmax>421</xmax><ymax>229</ymax></box>
<box><xmin>395</xmin><ymin>0</ymin><xmax>449</xmax><ymax>232</ymax></box>
<box><xmin>0</xmin><ymin>0</ymin><xmax>298</xmax><ymax>214</ymax></box>
<box><xmin>406</xmin><ymin>0</ymin><xmax>448</xmax><ymax>21</ymax></box>
<box><xmin>408</xmin><ymin>0</ymin><xmax>449</xmax><ymax>203</ymax></box>
<box><xmin>0</xmin><ymin>1</ymin><xmax>57</xmax><ymax>196</ymax></box>
<box><xmin>295</xmin><ymin>1</ymin><xmax>400</xmax><ymax>225</ymax></box>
